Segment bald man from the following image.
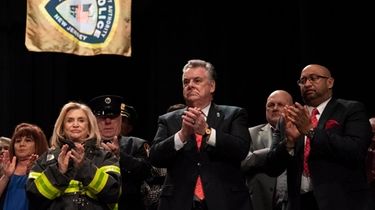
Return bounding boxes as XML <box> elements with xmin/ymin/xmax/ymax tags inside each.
<box><xmin>242</xmin><ymin>90</ymin><xmax>293</xmax><ymax>210</ymax></box>
<box><xmin>267</xmin><ymin>64</ymin><xmax>373</xmax><ymax>210</ymax></box>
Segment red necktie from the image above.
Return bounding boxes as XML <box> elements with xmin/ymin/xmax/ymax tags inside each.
<box><xmin>303</xmin><ymin>108</ymin><xmax>319</xmax><ymax>176</ymax></box>
<box><xmin>194</xmin><ymin>134</ymin><xmax>205</xmax><ymax>200</ymax></box>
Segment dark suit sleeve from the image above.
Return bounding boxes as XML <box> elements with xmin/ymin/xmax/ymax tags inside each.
<box><xmin>312</xmin><ymin>100</ymin><xmax>372</xmax><ymax>166</ymax></box>
<box><xmin>265</xmin><ymin>117</ymin><xmax>293</xmax><ymax>177</ymax></box>
<box><xmin>149</xmin><ymin>115</ymin><xmax>179</xmax><ymax>168</ymax></box>
<box><xmin>119</xmin><ymin>137</ymin><xmax>151</xmax><ymax>179</ymax></box>
<box><xmin>241</xmin><ymin>148</ymin><xmax>270</xmax><ymax>176</ymax></box>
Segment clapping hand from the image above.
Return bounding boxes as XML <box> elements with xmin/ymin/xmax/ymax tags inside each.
<box><xmin>1</xmin><ymin>150</ymin><xmax>16</xmax><ymax>178</ymax></box>
<box><xmin>26</xmin><ymin>154</ymin><xmax>39</xmax><ymax>173</ymax></box>
<box><xmin>101</xmin><ymin>136</ymin><xmax>120</xmax><ymax>157</ymax></box>
<box><xmin>179</xmin><ymin>107</ymin><xmax>207</xmax><ymax>142</ymax></box>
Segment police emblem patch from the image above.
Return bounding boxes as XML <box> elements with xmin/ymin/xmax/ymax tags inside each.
<box><xmin>42</xmin><ymin>0</ymin><xmax>117</xmax><ymax>45</ymax></box>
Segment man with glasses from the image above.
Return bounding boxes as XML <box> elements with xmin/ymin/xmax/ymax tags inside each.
<box><xmin>296</xmin><ymin>74</ymin><xmax>329</xmax><ymax>86</ymax></box>
<box><xmin>266</xmin><ymin>64</ymin><xmax>373</xmax><ymax>210</ymax></box>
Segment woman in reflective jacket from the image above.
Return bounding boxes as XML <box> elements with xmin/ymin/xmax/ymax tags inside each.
<box><xmin>26</xmin><ymin>102</ymin><xmax>121</xmax><ymax>210</ymax></box>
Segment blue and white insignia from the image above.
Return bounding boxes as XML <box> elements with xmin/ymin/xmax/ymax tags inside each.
<box><xmin>41</xmin><ymin>0</ymin><xmax>116</xmax><ymax>45</ymax></box>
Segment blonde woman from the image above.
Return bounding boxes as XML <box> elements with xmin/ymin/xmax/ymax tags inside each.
<box><xmin>27</xmin><ymin>102</ymin><xmax>121</xmax><ymax>210</ymax></box>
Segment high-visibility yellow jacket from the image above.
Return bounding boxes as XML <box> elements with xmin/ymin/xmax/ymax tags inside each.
<box><xmin>26</xmin><ymin>138</ymin><xmax>121</xmax><ymax>210</ymax></box>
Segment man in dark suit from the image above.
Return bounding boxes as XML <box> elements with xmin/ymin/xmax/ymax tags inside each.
<box><xmin>266</xmin><ymin>64</ymin><xmax>373</xmax><ymax>210</ymax></box>
<box><xmin>149</xmin><ymin>59</ymin><xmax>251</xmax><ymax>210</ymax></box>
<box><xmin>242</xmin><ymin>90</ymin><xmax>293</xmax><ymax>210</ymax></box>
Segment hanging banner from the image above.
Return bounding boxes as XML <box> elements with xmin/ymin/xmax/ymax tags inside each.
<box><xmin>25</xmin><ymin>0</ymin><xmax>131</xmax><ymax>56</ymax></box>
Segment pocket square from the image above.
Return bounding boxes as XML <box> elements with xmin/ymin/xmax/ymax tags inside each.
<box><xmin>325</xmin><ymin>119</ymin><xmax>340</xmax><ymax>129</ymax></box>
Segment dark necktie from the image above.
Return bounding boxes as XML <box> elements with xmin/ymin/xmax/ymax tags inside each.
<box><xmin>194</xmin><ymin>134</ymin><xmax>205</xmax><ymax>200</ymax></box>
<box><xmin>303</xmin><ymin>108</ymin><xmax>319</xmax><ymax>176</ymax></box>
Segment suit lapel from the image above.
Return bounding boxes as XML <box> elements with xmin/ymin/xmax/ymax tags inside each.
<box><xmin>206</xmin><ymin>104</ymin><xmax>223</xmax><ymax>129</ymax></box>
<box><xmin>201</xmin><ymin>104</ymin><xmax>223</xmax><ymax>150</ymax></box>
<box><xmin>259</xmin><ymin>124</ymin><xmax>272</xmax><ymax>148</ymax></box>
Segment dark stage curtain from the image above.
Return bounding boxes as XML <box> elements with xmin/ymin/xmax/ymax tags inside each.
<box><xmin>1</xmin><ymin>0</ymin><xmax>374</xmax><ymax>142</ymax></box>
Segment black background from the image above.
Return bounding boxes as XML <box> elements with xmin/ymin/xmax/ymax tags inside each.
<box><xmin>1</xmin><ymin>0</ymin><xmax>374</xmax><ymax>142</ymax></box>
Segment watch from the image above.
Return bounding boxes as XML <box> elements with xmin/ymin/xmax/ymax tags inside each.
<box><xmin>305</xmin><ymin>128</ymin><xmax>315</xmax><ymax>139</ymax></box>
<box><xmin>204</xmin><ymin>127</ymin><xmax>211</xmax><ymax>137</ymax></box>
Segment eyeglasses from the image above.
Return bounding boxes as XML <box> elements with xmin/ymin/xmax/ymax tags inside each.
<box><xmin>297</xmin><ymin>74</ymin><xmax>329</xmax><ymax>86</ymax></box>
